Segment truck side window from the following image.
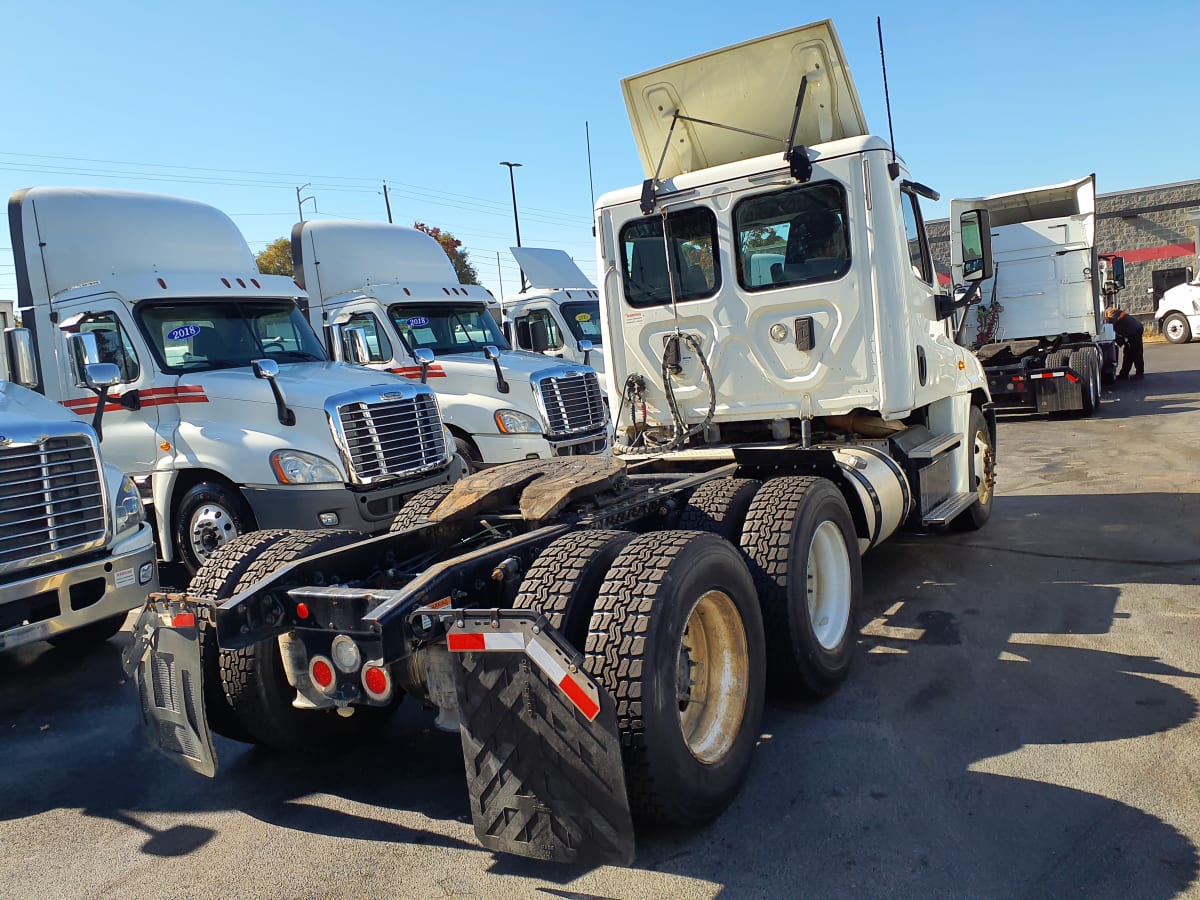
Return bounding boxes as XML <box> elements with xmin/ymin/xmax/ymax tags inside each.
<box><xmin>516</xmin><ymin>309</ymin><xmax>564</xmax><ymax>351</ymax></box>
<box><xmin>733</xmin><ymin>182</ymin><xmax>850</xmax><ymax>291</ymax></box>
<box><xmin>75</xmin><ymin>312</ymin><xmax>141</xmax><ymax>383</ymax></box>
<box><xmin>901</xmin><ymin>192</ymin><xmax>933</xmax><ymax>284</ymax></box>
<box><xmin>620</xmin><ymin>207</ymin><xmax>719</xmax><ymax>308</ymax></box>
<box><xmin>346</xmin><ymin>312</ymin><xmax>393</xmax><ymax>362</ymax></box>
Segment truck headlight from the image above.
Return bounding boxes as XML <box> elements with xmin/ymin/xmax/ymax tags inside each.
<box><xmin>114</xmin><ymin>475</ymin><xmax>146</xmax><ymax>536</ymax></box>
<box><xmin>494</xmin><ymin>409</ymin><xmax>541</xmax><ymax>434</ymax></box>
<box><xmin>271</xmin><ymin>449</ymin><xmax>342</xmax><ymax>484</ymax></box>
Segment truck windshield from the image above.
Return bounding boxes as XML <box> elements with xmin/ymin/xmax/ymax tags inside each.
<box><xmin>559</xmin><ymin>300</ymin><xmax>603</xmax><ymax>346</ymax></box>
<box><xmin>138</xmin><ymin>299</ymin><xmax>328</xmax><ymax>373</ymax></box>
<box><xmin>388</xmin><ymin>303</ymin><xmax>510</xmax><ymax>354</ymax></box>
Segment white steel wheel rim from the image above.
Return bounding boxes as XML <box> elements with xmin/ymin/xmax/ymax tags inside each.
<box><xmin>1166</xmin><ymin>318</ymin><xmax>1185</xmax><ymax>341</ymax></box>
<box><xmin>972</xmin><ymin>427</ymin><xmax>995</xmax><ymax>506</ymax></box>
<box><xmin>807</xmin><ymin>520</ymin><xmax>851</xmax><ymax>650</ymax></box>
<box><xmin>189</xmin><ymin>502</ymin><xmax>239</xmax><ymax>561</ymax></box>
<box><xmin>676</xmin><ymin>589</ymin><xmax>750</xmax><ymax>765</ymax></box>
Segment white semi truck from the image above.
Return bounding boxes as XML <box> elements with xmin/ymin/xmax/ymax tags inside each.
<box><xmin>1</xmin><ymin>335</ymin><xmax>158</xmax><ymax>653</ymax></box>
<box><xmin>950</xmin><ymin>175</ymin><xmax>1119</xmax><ymax>416</ymax></box>
<box><xmin>291</xmin><ymin>220</ymin><xmax>609</xmax><ymax>469</ymax></box>
<box><xmin>1155</xmin><ymin>272</ymin><xmax>1200</xmax><ymax>344</ymax></box>
<box><xmin>129</xmin><ymin>20</ymin><xmax>997</xmax><ymax>865</ymax></box>
<box><xmin>501</xmin><ymin>247</ymin><xmax>607</xmax><ymax>389</ymax></box>
<box><xmin>8</xmin><ymin>188</ymin><xmax>463</xmax><ymax>573</ymax></box>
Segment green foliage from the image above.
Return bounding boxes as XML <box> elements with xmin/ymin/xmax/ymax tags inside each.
<box><xmin>256</xmin><ymin>237</ymin><xmax>293</xmax><ymax>277</ymax></box>
<box><xmin>414</xmin><ymin>221</ymin><xmax>480</xmax><ymax>285</ymax></box>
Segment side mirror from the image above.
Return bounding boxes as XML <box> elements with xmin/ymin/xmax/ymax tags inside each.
<box><xmin>252</xmin><ymin>358</ymin><xmax>280</xmax><ymax>380</ymax></box>
<box><xmin>413</xmin><ymin>347</ymin><xmax>435</xmax><ymax>384</ymax></box>
<box><xmin>342</xmin><ymin>327</ymin><xmax>370</xmax><ymax>366</ymax></box>
<box><xmin>4</xmin><ymin>328</ymin><xmax>38</xmax><ymax>388</ymax></box>
<box><xmin>959</xmin><ymin>208</ymin><xmax>994</xmax><ymax>283</ymax></box>
<box><xmin>83</xmin><ymin>362</ymin><xmax>121</xmax><ymax>391</ymax></box>
<box><xmin>578</xmin><ymin>338</ymin><xmax>593</xmax><ymax>368</ymax></box>
<box><xmin>252</xmin><ymin>358</ymin><xmax>294</xmax><ymax>426</ymax></box>
<box><xmin>481</xmin><ymin>345</ymin><xmax>509</xmax><ymax>394</ymax></box>
<box><xmin>482</xmin><ymin>345</ymin><xmax>500</xmax><ymax>362</ymax></box>
<box><xmin>529</xmin><ymin>321</ymin><xmax>550</xmax><ymax>353</ymax></box>
<box><xmin>326</xmin><ymin>323</ymin><xmax>344</xmax><ymax>361</ymax></box>
<box><xmin>66</xmin><ymin>332</ymin><xmax>101</xmax><ymax>387</ymax></box>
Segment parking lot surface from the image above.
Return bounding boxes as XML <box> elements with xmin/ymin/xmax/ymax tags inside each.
<box><xmin>3</xmin><ymin>342</ymin><xmax>1199</xmax><ymax>899</ymax></box>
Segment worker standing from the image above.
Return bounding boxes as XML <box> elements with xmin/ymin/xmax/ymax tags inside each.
<box><xmin>1105</xmin><ymin>307</ymin><xmax>1145</xmax><ymax>379</ymax></box>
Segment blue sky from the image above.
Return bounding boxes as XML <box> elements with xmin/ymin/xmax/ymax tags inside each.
<box><xmin>2</xmin><ymin>1</ymin><xmax>1196</xmax><ymax>304</ymax></box>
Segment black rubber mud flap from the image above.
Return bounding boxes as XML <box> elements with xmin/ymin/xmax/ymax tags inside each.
<box><xmin>124</xmin><ymin>595</ymin><xmax>217</xmax><ymax>778</ymax></box>
<box><xmin>444</xmin><ymin>609</ymin><xmax>635</xmax><ymax>865</ymax></box>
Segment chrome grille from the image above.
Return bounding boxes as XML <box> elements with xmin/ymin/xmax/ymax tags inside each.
<box><xmin>0</xmin><ymin>435</ymin><xmax>107</xmax><ymax>570</ymax></box>
<box><xmin>335</xmin><ymin>392</ymin><xmax>447</xmax><ymax>484</ymax></box>
<box><xmin>537</xmin><ymin>370</ymin><xmax>607</xmax><ymax>439</ymax></box>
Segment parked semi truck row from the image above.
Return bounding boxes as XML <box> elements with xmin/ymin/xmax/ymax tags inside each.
<box><xmin>128</xmin><ymin>20</ymin><xmax>998</xmax><ymax>865</ymax></box>
<box><xmin>8</xmin><ymin>188</ymin><xmax>465</xmax><ymax>574</ymax></box>
<box><xmin>290</xmin><ymin>220</ymin><xmax>609</xmax><ymax>471</ymax></box>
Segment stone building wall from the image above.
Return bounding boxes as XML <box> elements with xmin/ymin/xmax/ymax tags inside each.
<box><xmin>927</xmin><ymin>179</ymin><xmax>1200</xmax><ymax>323</ymax></box>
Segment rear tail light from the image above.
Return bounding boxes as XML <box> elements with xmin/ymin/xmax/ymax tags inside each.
<box><xmin>310</xmin><ymin>656</ymin><xmax>336</xmax><ymax>692</ymax></box>
<box><xmin>361</xmin><ymin>663</ymin><xmax>392</xmax><ymax>701</ymax></box>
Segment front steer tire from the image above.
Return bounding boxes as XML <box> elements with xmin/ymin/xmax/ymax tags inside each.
<box><xmin>218</xmin><ymin>529</ymin><xmax>398</xmax><ymax>753</ymax></box>
<box><xmin>585</xmin><ymin>530</ymin><xmax>766</xmax><ymax>827</ymax></box>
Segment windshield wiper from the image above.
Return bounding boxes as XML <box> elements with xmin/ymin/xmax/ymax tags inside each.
<box><xmin>271</xmin><ymin>350</ymin><xmax>322</xmax><ymax>361</ymax></box>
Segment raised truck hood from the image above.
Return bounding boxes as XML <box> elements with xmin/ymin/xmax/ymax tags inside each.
<box><xmin>621</xmin><ymin>19</ymin><xmax>867</xmax><ymax>180</ymax></box>
<box><xmin>510</xmin><ymin>248</ymin><xmax>596</xmax><ymax>290</ymax></box>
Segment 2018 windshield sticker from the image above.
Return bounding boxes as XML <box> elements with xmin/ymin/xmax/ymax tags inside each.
<box><xmin>406</xmin><ymin>316</ymin><xmax>430</xmax><ymax>328</ymax></box>
<box><xmin>575</xmin><ymin>312</ymin><xmax>592</xmax><ymax>322</ymax></box>
<box><xmin>167</xmin><ymin>324</ymin><xmax>202</xmax><ymax>341</ymax></box>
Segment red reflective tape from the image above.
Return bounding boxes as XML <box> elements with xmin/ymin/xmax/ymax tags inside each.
<box><xmin>559</xmin><ymin>674</ymin><xmax>599</xmax><ymax>721</ymax></box>
<box><xmin>1065</xmin><ymin>373</ymin><xmax>1079</xmax><ymax>383</ymax></box>
<box><xmin>447</xmin><ymin>632</ymin><xmax>486</xmax><ymax>652</ymax></box>
<box><xmin>171</xmin><ymin>612</ymin><xmax>196</xmax><ymax>628</ymax></box>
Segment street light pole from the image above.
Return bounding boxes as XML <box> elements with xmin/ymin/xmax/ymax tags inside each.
<box><xmin>499</xmin><ymin>161</ymin><xmax>527</xmax><ymax>292</ymax></box>
<box><xmin>296</xmin><ymin>183</ymin><xmax>317</xmax><ymax>222</ymax></box>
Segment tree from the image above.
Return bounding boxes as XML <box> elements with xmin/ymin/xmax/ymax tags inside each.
<box><xmin>256</xmin><ymin>237</ymin><xmax>293</xmax><ymax>276</ymax></box>
<box><xmin>414</xmin><ymin>221</ymin><xmax>480</xmax><ymax>285</ymax></box>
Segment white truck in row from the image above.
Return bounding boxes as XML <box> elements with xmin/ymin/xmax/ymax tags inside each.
<box><xmin>1</xmin><ymin>332</ymin><xmax>158</xmax><ymax>653</ymax></box>
<box><xmin>291</xmin><ymin>220</ymin><xmax>608</xmax><ymax>469</ymax></box>
<box><xmin>1155</xmin><ymin>272</ymin><xmax>1200</xmax><ymax>344</ymax></box>
<box><xmin>8</xmin><ymin>188</ymin><xmax>464</xmax><ymax>574</ymax></box>
<box><xmin>950</xmin><ymin>175</ymin><xmax>1119</xmax><ymax>416</ymax></box>
<box><xmin>128</xmin><ymin>20</ymin><xmax>998</xmax><ymax>865</ymax></box>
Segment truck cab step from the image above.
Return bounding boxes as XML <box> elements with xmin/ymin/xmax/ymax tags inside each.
<box><xmin>905</xmin><ymin>433</ymin><xmax>962</xmax><ymax>460</ymax></box>
<box><xmin>921</xmin><ymin>492</ymin><xmax>977</xmax><ymax>526</ymax></box>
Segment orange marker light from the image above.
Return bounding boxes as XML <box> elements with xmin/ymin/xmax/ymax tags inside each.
<box><xmin>159</xmin><ymin>441</ymin><xmax>172</xmax><ymax>452</ymax></box>
<box><xmin>295</xmin><ymin>602</ymin><xmax>310</xmax><ymax>620</ymax></box>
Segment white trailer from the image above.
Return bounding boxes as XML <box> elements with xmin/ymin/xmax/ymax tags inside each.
<box><xmin>9</xmin><ymin>188</ymin><xmax>462</xmax><ymax>572</ymax></box>
<box><xmin>950</xmin><ymin>175</ymin><xmax>1118</xmax><ymax>416</ymax></box>
<box><xmin>292</xmin><ymin>220</ymin><xmax>609</xmax><ymax>469</ymax></box>
<box><xmin>131</xmin><ymin>19</ymin><xmax>997</xmax><ymax>865</ymax></box>
<box><xmin>501</xmin><ymin>247</ymin><xmax>607</xmax><ymax>389</ymax></box>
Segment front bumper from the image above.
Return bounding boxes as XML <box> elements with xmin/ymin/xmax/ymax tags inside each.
<box><xmin>473</xmin><ymin>431</ymin><xmax>609</xmax><ymax>466</ymax></box>
<box><xmin>0</xmin><ymin>526</ymin><xmax>158</xmax><ymax>652</ymax></box>
<box><xmin>242</xmin><ymin>458</ymin><xmax>466</xmax><ymax>533</ymax></box>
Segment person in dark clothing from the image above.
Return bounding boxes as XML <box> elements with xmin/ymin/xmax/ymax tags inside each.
<box><xmin>1106</xmin><ymin>307</ymin><xmax>1144</xmax><ymax>378</ymax></box>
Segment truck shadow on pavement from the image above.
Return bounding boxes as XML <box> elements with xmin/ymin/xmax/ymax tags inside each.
<box><xmin>1</xmin><ymin>489</ymin><xmax>1198</xmax><ymax>897</ymax></box>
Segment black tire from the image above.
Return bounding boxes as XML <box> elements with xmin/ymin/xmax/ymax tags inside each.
<box><xmin>1163</xmin><ymin>313</ymin><xmax>1192</xmax><ymax>345</ymax></box>
<box><xmin>585</xmin><ymin>531</ymin><xmax>766</xmax><ymax>826</ymax></box>
<box><xmin>454</xmin><ymin>435</ymin><xmax>482</xmax><ymax>473</ymax></box>
<box><xmin>678</xmin><ymin>478</ymin><xmax>762</xmax><ymax>543</ymax></box>
<box><xmin>954</xmin><ymin>406</ymin><xmax>995</xmax><ymax>532</ymax></box>
<box><xmin>173</xmin><ymin>480</ymin><xmax>256</xmax><ymax>575</ymax></box>
<box><xmin>1069</xmin><ymin>349</ymin><xmax>1097</xmax><ymax>417</ymax></box>
<box><xmin>46</xmin><ymin>612</ymin><xmax>127</xmax><ymax>651</ymax></box>
<box><xmin>512</xmin><ymin>530</ymin><xmax>635</xmax><ymax>649</ymax></box>
<box><xmin>219</xmin><ymin>529</ymin><xmax>397</xmax><ymax>753</ymax></box>
<box><xmin>187</xmin><ymin>529</ymin><xmax>297</xmax><ymax>741</ymax></box>
<box><xmin>1100</xmin><ymin>342</ymin><xmax>1119</xmax><ymax>385</ymax></box>
<box><xmin>740</xmin><ymin>476</ymin><xmax>862</xmax><ymax>696</ymax></box>
<box><xmin>389</xmin><ymin>484</ymin><xmax>453</xmax><ymax>532</ymax></box>
<box><xmin>1044</xmin><ymin>349</ymin><xmax>1070</xmax><ymax>369</ymax></box>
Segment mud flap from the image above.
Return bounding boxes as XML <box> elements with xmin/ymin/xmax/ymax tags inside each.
<box><xmin>439</xmin><ymin>609</ymin><xmax>635</xmax><ymax>866</ymax></box>
<box><xmin>123</xmin><ymin>596</ymin><xmax>217</xmax><ymax>778</ymax></box>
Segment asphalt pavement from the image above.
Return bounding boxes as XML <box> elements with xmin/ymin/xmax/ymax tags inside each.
<box><xmin>2</xmin><ymin>341</ymin><xmax>1199</xmax><ymax>899</ymax></box>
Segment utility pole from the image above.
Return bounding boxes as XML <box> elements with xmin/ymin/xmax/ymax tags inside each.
<box><xmin>382</xmin><ymin>181</ymin><xmax>393</xmax><ymax>223</ymax></box>
<box><xmin>296</xmin><ymin>183</ymin><xmax>317</xmax><ymax>222</ymax></box>
<box><xmin>499</xmin><ymin>161</ymin><xmax>527</xmax><ymax>291</ymax></box>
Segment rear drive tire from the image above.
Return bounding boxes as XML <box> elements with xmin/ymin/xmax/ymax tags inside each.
<box><xmin>219</xmin><ymin>529</ymin><xmax>398</xmax><ymax>753</ymax></box>
<box><xmin>740</xmin><ymin>476</ymin><xmax>862</xmax><ymax>696</ymax></box>
<box><xmin>174</xmin><ymin>480</ymin><xmax>256</xmax><ymax>575</ymax></box>
<box><xmin>585</xmin><ymin>531</ymin><xmax>766</xmax><ymax>826</ymax></box>
<box><xmin>46</xmin><ymin>612</ymin><xmax>127</xmax><ymax>651</ymax></box>
<box><xmin>1163</xmin><ymin>313</ymin><xmax>1192</xmax><ymax>345</ymax></box>
<box><xmin>954</xmin><ymin>406</ymin><xmax>995</xmax><ymax>532</ymax></box>
<box><xmin>679</xmin><ymin>478</ymin><xmax>762</xmax><ymax>543</ymax></box>
<box><xmin>1069</xmin><ymin>349</ymin><xmax>1098</xmax><ymax>417</ymax></box>
<box><xmin>512</xmin><ymin>530</ymin><xmax>635</xmax><ymax>650</ymax></box>
<box><xmin>389</xmin><ymin>484</ymin><xmax>453</xmax><ymax>532</ymax></box>
<box><xmin>188</xmin><ymin>528</ymin><xmax>298</xmax><ymax>741</ymax></box>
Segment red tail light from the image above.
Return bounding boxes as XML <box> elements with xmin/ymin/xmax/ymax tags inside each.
<box><xmin>310</xmin><ymin>656</ymin><xmax>335</xmax><ymax>691</ymax></box>
<box><xmin>361</xmin><ymin>664</ymin><xmax>392</xmax><ymax>701</ymax></box>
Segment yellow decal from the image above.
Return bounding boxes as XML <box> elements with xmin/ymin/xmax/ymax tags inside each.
<box><xmin>574</xmin><ymin>312</ymin><xmax>591</xmax><ymax>322</ymax></box>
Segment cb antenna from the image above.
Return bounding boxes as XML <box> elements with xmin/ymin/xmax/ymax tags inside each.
<box><xmin>877</xmin><ymin>16</ymin><xmax>900</xmax><ymax>180</ymax></box>
<box><xmin>585</xmin><ymin>120</ymin><xmax>597</xmax><ymax>235</ymax></box>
